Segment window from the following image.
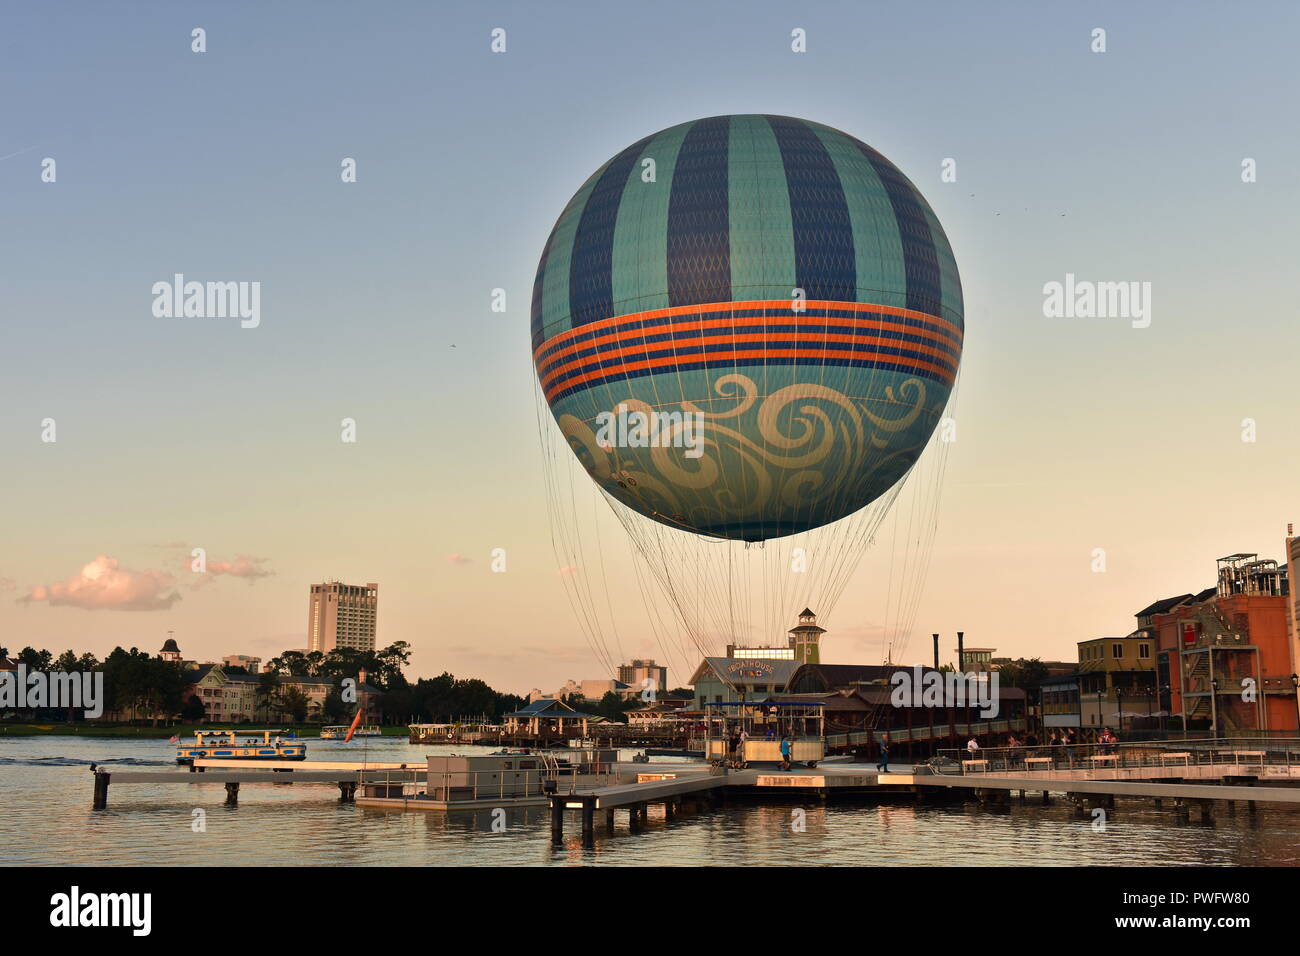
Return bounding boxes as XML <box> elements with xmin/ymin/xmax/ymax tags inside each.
<box><xmin>1112</xmin><ymin>643</ymin><xmax>1124</xmax><ymax>658</ymax></box>
<box><xmin>1139</xmin><ymin>644</ymin><xmax>1150</xmax><ymax>659</ymax></box>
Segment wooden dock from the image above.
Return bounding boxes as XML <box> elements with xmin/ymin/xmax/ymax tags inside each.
<box><xmin>545</xmin><ymin>756</ymin><xmax>1300</xmax><ymax>844</ymax></box>
<box><xmin>883</xmin><ymin>770</ymin><xmax>1300</xmax><ymax>805</ymax></box>
<box><xmin>92</xmin><ymin>738</ymin><xmax>1300</xmax><ymax>847</ymax></box>
<box><xmin>91</xmin><ymin>768</ymin><xmax>369</xmax><ymax>809</ymax></box>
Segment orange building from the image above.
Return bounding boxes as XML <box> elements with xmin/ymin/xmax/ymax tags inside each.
<box><xmin>1150</xmin><ymin>551</ymin><xmax>1296</xmax><ymax>734</ymax></box>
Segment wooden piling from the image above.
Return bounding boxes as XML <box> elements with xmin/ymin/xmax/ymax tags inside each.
<box><xmin>549</xmin><ymin>797</ymin><xmax>564</xmax><ymax>843</ymax></box>
<box><xmin>224</xmin><ymin>782</ymin><xmax>239</xmax><ymax>806</ymax></box>
<box><xmin>92</xmin><ymin>772</ymin><xmax>110</xmax><ymax>810</ymax></box>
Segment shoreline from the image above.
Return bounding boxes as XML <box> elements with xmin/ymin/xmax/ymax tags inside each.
<box><xmin>0</xmin><ymin>723</ymin><xmax>410</xmax><ymax>739</ymax></box>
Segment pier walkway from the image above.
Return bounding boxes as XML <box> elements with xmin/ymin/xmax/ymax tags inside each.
<box><xmin>91</xmin><ymin>768</ymin><xmax>369</xmax><ymax>809</ymax></box>
<box><xmin>545</xmin><ymin>737</ymin><xmax>1300</xmax><ymax>843</ymax></box>
<box><xmin>91</xmin><ymin>737</ymin><xmax>1300</xmax><ymax>847</ymax></box>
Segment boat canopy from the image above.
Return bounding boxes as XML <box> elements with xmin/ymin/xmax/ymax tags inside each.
<box><xmin>703</xmin><ymin>701</ymin><xmax>825</xmax><ymax>709</ymax></box>
<box><xmin>193</xmin><ymin>729</ymin><xmax>288</xmax><ymax>738</ymax></box>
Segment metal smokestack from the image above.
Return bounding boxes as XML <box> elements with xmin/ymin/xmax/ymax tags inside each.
<box><xmin>957</xmin><ymin>631</ymin><xmax>965</xmax><ymax>673</ymax></box>
<box><xmin>932</xmin><ymin>634</ymin><xmax>940</xmax><ymax>671</ymax></box>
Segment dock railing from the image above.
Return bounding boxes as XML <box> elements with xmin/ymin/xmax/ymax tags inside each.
<box><xmin>826</xmin><ymin>718</ymin><xmax>1029</xmax><ymax>750</ymax></box>
<box><xmin>935</xmin><ymin>737</ymin><xmax>1300</xmax><ymax>778</ymax></box>
<box><xmin>357</xmin><ymin>762</ymin><xmax>625</xmax><ymax>803</ymax></box>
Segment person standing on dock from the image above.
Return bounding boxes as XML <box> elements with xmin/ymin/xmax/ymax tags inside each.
<box><xmin>966</xmin><ymin>736</ymin><xmax>979</xmax><ymax>762</ymax></box>
<box><xmin>876</xmin><ymin>737</ymin><xmax>890</xmax><ymax>772</ymax></box>
<box><xmin>779</xmin><ymin>735</ymin><xmax>792</xmax><ymax>771</ymax></box>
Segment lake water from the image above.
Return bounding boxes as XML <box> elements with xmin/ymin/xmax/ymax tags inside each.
<box><xmin>3</xmin><ymin>734</ymin><xmax>1298</xmax><ymax>866</ymax></box>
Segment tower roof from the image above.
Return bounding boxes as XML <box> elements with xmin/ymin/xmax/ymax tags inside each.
<box><xmin>161</xmin><ymin>638</ymin><xmax>180</xmax><ymax>652</ymax></box>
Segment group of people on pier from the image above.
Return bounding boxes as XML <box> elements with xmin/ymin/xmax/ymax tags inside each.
<box><xmin>974</xmin><ymin>726</ymin><xmax>1122</xmax><ymax>767</ymax></box>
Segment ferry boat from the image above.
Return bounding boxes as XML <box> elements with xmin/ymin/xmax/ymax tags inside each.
<box><xmin>175</xmin><ymin>729</ymin><xmax>306</xmax><ymax>765</ymax></box>
<box><xmin>319</xmin><ymin>724</ymin><xmax>382</xmax><ymax>739</ymax></box>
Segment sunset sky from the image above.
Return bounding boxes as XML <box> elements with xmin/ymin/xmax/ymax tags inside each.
<box><xmin>2</xmin><ymin>1</ymin><xmax>1297</xmax><ymax>695</ymax></box>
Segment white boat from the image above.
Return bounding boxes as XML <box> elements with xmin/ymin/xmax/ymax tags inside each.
<box><xmin>320</xmin><ymin>724</ymin><xmax>382</xmax><ymax>739</ymax></box>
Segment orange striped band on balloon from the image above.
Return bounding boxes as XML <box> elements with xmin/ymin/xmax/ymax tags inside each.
<box><xmin>536</xmin><ymin>299</ymin><xmax>963</xmax><ymax>403</ymax></box>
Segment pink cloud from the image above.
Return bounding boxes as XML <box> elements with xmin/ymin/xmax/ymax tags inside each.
<box><xmin>20</xmin><ymin>555</ymin><xmax>181</xmax><ymax>611</ymax></box>
<box><xmin>182</xmin><ymin>554</ymin><xmax>273</xmax><ymax>590</ymax></box>
<box><xmin>556</xmin><ymin>565</ymin><xmax>579</xmax><ymax>577</ymax></box>
<box><xmin>446</xmin><ymin>553</ymin><xmax>473</xmax><ymax>566</ymax></box>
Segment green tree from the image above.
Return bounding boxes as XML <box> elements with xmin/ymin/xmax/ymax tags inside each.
<box><xmin>322</xmin><ymin>686</ymin><xmax>350</xmax><ymax>723</ymax></box>
<box><xmin>280</xmin><ymin>685</ymin><xmax>310</xmax><ymax>723</ymax></box>
<box><xmin>592</xmin><ymin>691</ymin><xmax>638</xmax><ymax>723</ymax></box>
<box><xmin>256</xmin><ymin>671</ymin><xmax>282</xmax><ymax>722</ymax></box>
<box><xmin>17</xmin><ymin>647</ymin><xmax>53</xmax><ymax>671</ymax></box>
<box><xmin>181</xmin><ymin>694</ymin><xmax>207</xmax><ymax>722</ymax></box>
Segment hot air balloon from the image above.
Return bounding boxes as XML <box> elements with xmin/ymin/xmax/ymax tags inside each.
<box><xmin>532</xmin><ymin>114</ymin><xmax>963</xmax><ymax>671</ymax></box>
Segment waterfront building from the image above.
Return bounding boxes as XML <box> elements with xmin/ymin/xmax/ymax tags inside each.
<box><xmin>955</xmin><ymin>646</ymin><xmax>996</xmax><ymax>673</ymax></box>
<box><xmin>536</xmin><ymin>678</ymin><xmax>634</xmax><ymax>702</ymax></box>
<box><xmin>1150</xmin><ymin>552</ymin><xmax>1295</xmax><ymax>733</ymax></box>
<box><xmin>1154</xmin><ymin>554</ymin><xmax>1294</xmax><ymax>733</ymax></box>
<box><xmin>184</xmin><ymin>664</ymin><xmax>261</xmax><ymax>723</ymax></box>
<box><xmin>159</xmin><ymin>638</ymin><xmax>182</xmax><ymax>663</ymax></box>
<box><xmin>1077</xmin><ymin>634</ymin><xmax>1157</xmax><ymax>728</ymax></box>
<box><xmin>578</xmin><ymin>678</ymin><xmax>633</xmax><ymax>701</ymax></box>
<box><xmin>689</xmin><ymin>612</ymin><xmax>851</xmax><ymax>707</ymax></box>
<box><xmin>627</xmin><ymin>701</ymin><xmax>696</xmax><ymax>729</ymax></box>
<box><xmin>222</xmin><ymin>654</ymin><xmax>261</xmax><ymax>675</ymax></box>
<box><xmin>179</xmin><ymin>663</ymin><xmax>380</xmax><ymax>724</ymax></box>
<box><xmin>786</xmin><ymin>663</ymin><xmax>901</xmax><ymax>694</ymax></box>
<box><xmin>307</xmin><ymin>581</ymin><xmax>379</xmax><ymax>653</ymax></box>
<box><xmin>1040</xmin><ymin>673</ymin><xmax>1082</xmax><ymax>728</ymax></box>
<box><xmin>618</xmin><ymin>659</ymin><xmax>667</xmax><ymax>695</ymax></box>
<box><xmin>725</xmin><ymin>609</ymin><xmax>827</xmax><ymax>664</ymax></box>
<box><xmin>689</xmin><ymin>658</ymin><xmax>800</xmax><ymax>708</ymax></box>
<box><xmin>503</xmin><ymin>697</ymin><xmax>597</xmax><ymax>737</ymax></box>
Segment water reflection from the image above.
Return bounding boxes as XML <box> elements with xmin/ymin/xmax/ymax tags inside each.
<box><xmin>3</xmin><ymin>735</ymin><xmax>1298</xmax><ymax>866</ymax></box>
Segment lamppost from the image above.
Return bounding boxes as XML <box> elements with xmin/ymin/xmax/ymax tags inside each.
<box><xmin>1097</xmin><ymin>690</ymin><xmax>1105</xmax><ymax>736</ymax></box>
<box><xmin>1210</xmin><ymin>677</ymin><xmax>1220</xmax><ymax>740</ymax></box>
<box><xmin>1291</xmin><ymin>674</ymin><xmax>1300</xmax><ymax>735</ymax></box>
<box><xmin>1116</xmin><ymin>687</ymin><xmax>1126</xmax><ymax>734</ymax></box>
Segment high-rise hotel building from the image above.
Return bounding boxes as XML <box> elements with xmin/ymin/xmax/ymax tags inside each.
<box><xmin>307</xmin><ymin>581</ymin><xmax>379</xmax><ymax>654</ymax></box>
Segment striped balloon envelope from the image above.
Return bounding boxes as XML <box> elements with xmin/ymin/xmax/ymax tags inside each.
<box><xmin>532</xmin><ymin>114</ymin><xmax>962</xmax><ymax>542</ymax></box>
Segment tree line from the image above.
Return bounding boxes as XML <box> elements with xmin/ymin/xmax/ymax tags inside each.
<box><xmin>1</xmin><ymin>641</ymin><xmax>527</xmax><ymax>725</ymax></box>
